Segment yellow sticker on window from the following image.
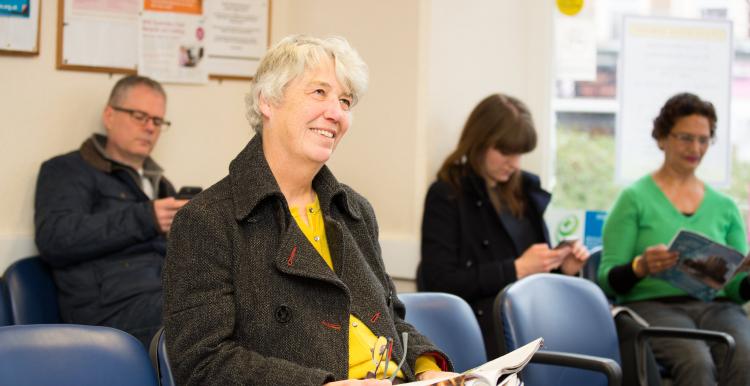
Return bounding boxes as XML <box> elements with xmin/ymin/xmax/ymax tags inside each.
<box><xmin>557</xmin><ymin>0</ymin><xmax>584</xmax><ymax>16</ymax></box>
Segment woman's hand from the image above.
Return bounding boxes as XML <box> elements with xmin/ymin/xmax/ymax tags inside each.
<box><xmin>324</xmin><ymin>380</ymin><xmax>392</xmax><ymax>386</ymax></box>
<box><xmin>559</xmin><ymin>240</ymin><xmax>590</xmax><ymax>275</ymax></box>
<box><xmin>515</xmin><ymin>243</ymin><xmax>568</xmax><ymax>279</ymax></box>
<box><xmin>417</xmin><ymin>370</ymin><xmax>460</xmax><ymax>381</ymax></box>
<box><xmin>633</xmin><ymin>244</ymin><xmax>678</xmax><ymax>278</ymax></box>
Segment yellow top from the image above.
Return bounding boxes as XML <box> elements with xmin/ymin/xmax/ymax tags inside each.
<box><xmin>290</xmin><ymin>196</ymin><xmax>440</xmax><ymax>379</ymax></box>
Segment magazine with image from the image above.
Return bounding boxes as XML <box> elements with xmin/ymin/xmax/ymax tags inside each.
<box><xmin>656</xmin><ymin>229</ymin><xmax>750</xmax><ymax>301</ymax></box>
<box><xmin>402</xmin><ymin>338</ymin><xmax>543</xmax><ymax>386</ymax></box>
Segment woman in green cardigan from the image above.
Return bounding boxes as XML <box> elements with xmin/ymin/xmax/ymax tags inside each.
<box><xmin>598</xmin><ymin>93</ymin><xmax>750</xmax><ymax>386</ymax></box>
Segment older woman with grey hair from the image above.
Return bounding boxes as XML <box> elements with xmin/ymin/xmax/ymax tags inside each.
<box><xmin>163</xmin><ymin>35</ymin><xmax>454</xmax><ymax>386</ymax></box>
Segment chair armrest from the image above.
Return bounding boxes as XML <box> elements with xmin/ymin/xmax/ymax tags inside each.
<box><xmin>531</xmin><ymin>350</ymin><xmax>622</xmax><ymax>386</ymax></box>
<box><xmin>636</xmin><ymin>327</ymin><xmax>735</xmax><ymax>386</ymax></box>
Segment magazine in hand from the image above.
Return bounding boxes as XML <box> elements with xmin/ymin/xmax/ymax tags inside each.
<box><xmin>403</xmin><ymin>337</ymin><xmax>543</xmax><ymax>386</ymax></box>
<box><xmin>656</xmin><ymin>230</ymin><xmax>750</xmax><ymax>301</ymax></box>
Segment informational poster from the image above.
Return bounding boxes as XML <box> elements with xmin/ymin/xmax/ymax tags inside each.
<box><xmin>617</xmin><ymin>16</ymin><xmax>732</xmax><ymax>185</ymax></box>
<box><xmin>57</xmin><ymin>0</ymin><xmax>270</xmax><ymax>80</ymax></box>
<box><xmin>138</xmin><ymin>0</ymin><xmax>207</xmax><ymax>84</ymax></box>
<box><xmin>545</xmin><ymin>208</ymin><xmax>607</xmax><ymax>251</ymax></box>
<box><xmin>0</xmin><ymin>0</ymin><xmax>39</xmax><ymax>54</ymax></box>
<box><xmin>545</xmin><ymin>208</ymin><xmax>585</xmax><ymax>245</ymax></box>
<box><xmin>205</xmin><ymin>0</ymin><xmax>268</xmax><ymax>78</ymax></box>
<box><xmin>59</xmin><ymin>0</ymin><xmax>139</xmax><ymax>70</ymax></box>
<box><xmin>554</xmin><ymin>0</ymin><xmax>596</xmax><ymax>81</ymax></box>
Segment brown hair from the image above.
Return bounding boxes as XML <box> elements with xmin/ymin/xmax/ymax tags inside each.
<box><xmin>652</xmin><ymin>92</ymin><xmax>717</xmax><ymax>140</ymax></box>
<box><xmin>436</xmin><ymin>94</ymin><xmax>537</xmax><ymax>217</ymax></box>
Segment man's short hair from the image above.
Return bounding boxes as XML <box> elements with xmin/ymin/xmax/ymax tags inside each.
<box><xmin>108</xmin><ymin>75</ymin><xmax>166</xmax><ymax>107</ymax></box>
<box><xmin>245</xmin><ymin>35</ymin><xmax>369</xmax><ymax>135</ymax></box>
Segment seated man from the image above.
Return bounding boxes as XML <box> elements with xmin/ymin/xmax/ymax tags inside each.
<box><xmin>34</xmin><ymin>75</ymin><xmax>187</xmax><ymax>346</ymax></box>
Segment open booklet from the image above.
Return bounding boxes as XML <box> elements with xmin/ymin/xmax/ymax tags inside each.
<box><xmin>402</xmin><ymin>338</ymin><xmax>543</xmax><ymax>386</ymax></box>
<box><xmin>656</xmin><ymin>229</ymin><xmax>750</xmax><ymax>301</ymax></box>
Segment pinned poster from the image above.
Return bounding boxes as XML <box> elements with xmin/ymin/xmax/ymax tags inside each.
<box><xmin>583</xmin><ymin>210</ymin><xmax>607</xmax><ymax>251</ymax></box>
<box><xmin>545</xmin><ymin>208</ymin><xmax>608</xmax><ymax>250</ymax></box>
<box><xmin>138</xmin><ymin>0</ymin><xmax>207</xmax><ymax>84</ymax></box>
<box><xmin>545</xmin><ymin>208</ymin><xmax>585</xmax><ymax>245</ymax></box>
<box><xmin>554</xmin><ymin>0</ymin><xmax>597</xmax><ymax>81</ymax></box>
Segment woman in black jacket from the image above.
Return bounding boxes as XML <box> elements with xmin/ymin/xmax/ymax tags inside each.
<box><xmin>418</xmin><ymin>93</ymin><xmax>589</xmax><ymax>359</ymax></box>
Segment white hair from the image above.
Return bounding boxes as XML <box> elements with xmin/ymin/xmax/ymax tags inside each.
<box><xmin>245</xmin><ymin>35</ymin><xmax>369</xmax><ymax>135</ymax></box>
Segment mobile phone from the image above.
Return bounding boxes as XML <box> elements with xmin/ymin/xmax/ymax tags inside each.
<box><xmin>175</xmin><ymin>186</ymin><xmax>202</xmax><ymax>200</ymax></box>
<box><xmin>554</xmin><ymin>238</ymin><xmax>578</xmax><ymax>250</ymax></box>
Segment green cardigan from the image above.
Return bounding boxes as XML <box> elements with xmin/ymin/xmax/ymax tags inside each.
<box><xmin>598</xmin><ymin>175</ymin><xmax>748</xmax><ymax>304</ymax></box>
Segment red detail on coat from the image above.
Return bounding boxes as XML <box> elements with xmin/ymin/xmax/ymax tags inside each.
<box><xmin>370</xmin><ymin>312</ymin><xmax>381</xmax><ymax>323</ymax></box>
<box><xmin>321</xmin><ymin>321</ymin><xmax>341</xmax><ymax>330</ymax></box>
<box><xmin>287</xmin><ymin>246</ymin><xmax>297</xmax><ymax>266</ymax></box>
<box><xmin>423</xmin><ymin>351</ymin><xmax>450</xmax><ymax>371</ymax></box>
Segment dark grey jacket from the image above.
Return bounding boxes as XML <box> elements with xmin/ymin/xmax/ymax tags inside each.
<box><xmin>34</xmin><ymin>134</ymin><xmax>174</xmax><ymax>324</ymax></box>
<box><xmin>163</xmin><ymin>136</ymin><xmax>450</xmax><ymax>386</ymax></box>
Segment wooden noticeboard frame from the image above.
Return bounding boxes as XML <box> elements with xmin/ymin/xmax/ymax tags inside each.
<box><xmin>56</xmin><ymin>0</ymin><xmax>271</xmax><ymax>80</ymax></box>
<box><xmin>0</xmin><ymin>0</ymin><xmax>42</xmax><ymax>56</ymax></box>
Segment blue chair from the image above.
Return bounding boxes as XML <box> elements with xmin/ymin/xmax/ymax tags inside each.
<box><xmin>149</xmin><ymin>327</ymin><xmax>175</xmax><ymax>386</ymax></box>
<box><xmin>0</xmin><ymin>324</ymin><xmax>158</xmax><ymax>386</ymax></box>
<box><xmin>0</xmin><ymin>278</ymin><xmax>12</xmax><ymax>326</ymax></box>
<box><xmin>496</xmin><ymin>273</ymin><xmax>734</xmax><ymax>386</ymax></box>
<box><xmin>497</xmin><ymin>273</ymin><xmax>621</xmax><ymax>386</ymax></box>
<box><xmin>399</xmin><ymin>292</ymin><xmax>486</xmax><ymax>372</ymax></box>
<box><xmin>3</xmin><ymin>256</ymin><xmax>61</xmax><ymax>324</ymax></box>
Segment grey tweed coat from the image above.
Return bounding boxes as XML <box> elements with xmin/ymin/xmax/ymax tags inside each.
<box><xmin>163</xmin><ymin>136</ymin><xmax>451</xmax><ymax>386</ymax></box>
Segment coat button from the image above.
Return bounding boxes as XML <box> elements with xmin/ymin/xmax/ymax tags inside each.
<box><xmin>465</xmin><ymin>260</ymin><xmax>473</xmax><ymax>268</ymax></box>
<box><xmin>482</xmin><ymin>239</ymin><xmax>490</xmax><ymax>247</ymax></box>
<box><xmin>475</xmin><ymin>200</ymin><xmax>483</xmax><ymax>207</ymax></box>
<box><xmin>476</xmin><ymin>309</ymin><xmax>484</xmax><ymax>317</ymax></box>
<box><xmin>275</xmin><ymin>305</ymin><xmax>292</xmax><ymax>323</ymax></box>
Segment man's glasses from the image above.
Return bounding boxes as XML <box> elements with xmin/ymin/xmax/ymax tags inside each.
<box><xmin>368</xmin><ymin>332</ymin><xmax>408</xmax><ymax>382</ymax></box>
<box><xmin>669</xmin><ymin>132</ymin><xmax>713</xmax><ymax>146</ymax></box>
<box><xmin>111</xmin><ymin>106</ymin><xmax>171</xmax><ymax>129</ymax></box>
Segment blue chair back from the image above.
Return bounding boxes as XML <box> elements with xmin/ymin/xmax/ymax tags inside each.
<box><xmin>496</xmin><ymin>273</ymin><xmax>621</xmax><ymax>386</ymax></box>
<box><xmin>0</xmin><ymin>279</ymin><xmax>12</xmax><ymax>326</ymax></box>
<box><xmin>0</xmin><ymin>324</ymin><xmax>158</xmax><ymax>386</ymax></box>
<box><xmin>149</xmin><ymin>327</ymin><xmax>175</xmax><ymax>386</ymax></box>
<box><xmin>4</xmin><ymin>256</ymin><xmax>61</xmax><ymax>324</ymax></box>
<box><xmin>399</xmin><ymin>292</ymin><xmax>486</xmax><ymax>372</ymax></box>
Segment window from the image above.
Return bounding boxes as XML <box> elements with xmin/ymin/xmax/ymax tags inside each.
<box><xmin>551</xmin><ymin>0</ymin><xmax>750</xmax><ymax>218</ymax></box>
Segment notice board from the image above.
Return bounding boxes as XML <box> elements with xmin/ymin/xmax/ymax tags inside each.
<box><xmin>617</xmin><ymin>16</ymin><xmax>732</xmax><ymax>185</ymax></box>
<box><xmin>56</xmin><ymin>0</ymin><xmax>270</xmax><ymax>81</ymax></box>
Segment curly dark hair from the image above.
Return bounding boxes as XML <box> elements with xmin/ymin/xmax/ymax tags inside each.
<box><xmin>652</xmin><ymin>92</ymin><xmax>717</xmax><ymax>140</ymax></box>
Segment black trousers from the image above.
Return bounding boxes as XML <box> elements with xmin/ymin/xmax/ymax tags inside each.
<box><xmin>616</xmin><ymin>312</ymin><xmax>662</xmax><ymax>386</ymax></box>
<box><xmin>100</xmin><ymin>290</ymin><xmax>163</xmax><ymax>347</ymax></box>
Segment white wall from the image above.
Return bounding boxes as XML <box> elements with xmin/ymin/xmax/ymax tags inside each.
<box><xmin>0</xmin><ymin>1</ymin><xmax>554</xmax><ymax>277</ymax></box>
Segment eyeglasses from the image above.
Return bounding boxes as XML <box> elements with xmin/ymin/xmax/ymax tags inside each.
<box><xmin>368</xmin><ymin>332</ymin><xmax>408</xmax><ymax>382</ymax></box>
<box><xmin>669</xmin><ymin>132</ymin><xmax>714</xmax><ymax>146</ymax></box>
<box><xmin>111</xmin><ymin>106</ymin><xmax>171</xmax><ymax>129</ymax></box>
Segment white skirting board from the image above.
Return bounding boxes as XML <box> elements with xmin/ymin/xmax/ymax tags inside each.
<box><xmin>379</xmin><ymin>235</ymin><xmax>420</xmax><ymax>280</ymax></box>
<box><xmin>0</xmin><ymin>234</ymin><xmax>37</xmax><ymax>273</ymax></box>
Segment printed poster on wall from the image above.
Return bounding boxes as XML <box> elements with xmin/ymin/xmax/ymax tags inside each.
<box><xmin>0</xmin><ymin>0</ymin><xmax>39</xmax><ymax>54</ymax></box>
<box><xmin>205</xmin><ymin>0</ymin><xmax>268</xmax><ymax>78</ymax></box>
<box><xmin>138</xmin><ymin>0</ymin><xmax>207</xmax><ymax>84</ymax></box>
<box><xmin>60</xmin><ymin>0</ymin><xmax>139</xmax><ymax>69</ymax></box>
<box><xmin>617</xmin><ymin>16</ymin><xmax>732</xmax><ymax>186</ymax></box>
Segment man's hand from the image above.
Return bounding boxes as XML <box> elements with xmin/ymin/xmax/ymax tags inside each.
<box><xmin>153</xmin><ymin>197</ymin><xmax>188</xmax><ymax>233</ymax></box>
